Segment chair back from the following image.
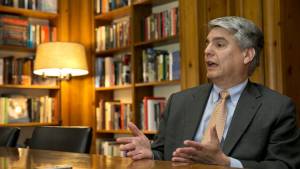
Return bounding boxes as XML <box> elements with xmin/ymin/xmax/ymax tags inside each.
<box><xmin>0</xmin><ymin>127</ymin><xmax>20</xmax><ymax>147</ymax></box>
<box><xmin>29</xmin><ymin>126</ymin><xmax>92</xmax><ymax>153</ymax></box>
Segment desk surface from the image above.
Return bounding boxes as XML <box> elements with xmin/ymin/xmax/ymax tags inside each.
<box><xmin>0</xmin><ymin>147</ymin><xmax>235</xmax><ymax>169</ymax></box>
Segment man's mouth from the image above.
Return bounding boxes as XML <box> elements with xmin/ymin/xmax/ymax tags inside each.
<box><xmin>206</xmin><ymin>61</ymin><xmax>218</xmax><ymax>68</ymax></box>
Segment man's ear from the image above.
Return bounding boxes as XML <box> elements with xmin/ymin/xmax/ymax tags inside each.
<box><xmin>243</xmin><ymin>48</ymin><xmax>255</xmax><ymax>64</ymax></box>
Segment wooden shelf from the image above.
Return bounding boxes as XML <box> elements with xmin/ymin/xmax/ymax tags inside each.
<box><xmin>134</xmin><ymin>35</ymin><xmax>179</xmax><ymax>48</ymax></box>
<box><xmin>97</xmin><ymin>129</ymin><xmax>131</xmax><ymax>134</ymax></box>
<box><xmin>0</xmin><ymin>122</ymin><xmax>59</xmax><ymax>127</ymax></box>
<box><xmin>95</xmin><ymin>81</ymin><xmax>180</xmax><ymax>90</ymax></box>
<box><xmin>0</xmin><ymin>84</ymin><xmax>60</xmax><ymax>89</ymax></box>
<box><xmin>95</xmin><ymin>84</ymin><xmax>133</xmax><ymax>91</ymax></box>
<box><xmin>0</xmin><ymin>45</ymin><xmax>35</xmax><ymax>52</ymax></box>
<box><xmin>134</xmin><ymin>0</ymin><xmax>177</xmax><ymax>6</ymax></box>
<box><xmin>95</xmin><ymin>46</ymin><xmax>131</xmax><ymax>56</ymax></box>
<box><xmin>135</xmin><ymin>80</ymin><xmax>180</xmax><ymax>87</ymax></box>
<box><xmin>97</xmin><ymin>129</ymin><xmax>157</xmax><ymax>134</ymax></box>
<box><xmin>0</xmin><ymin>5</ymin><xmax>58</xmax><ymax>19</ymax></box>
<box><xmin>142</xmin><ymin>130</ymin><xmax>158</xmax><ymax>134</ymax></box>
<box><xmin>94</xmin><ymin>6</ymin><xmax>131</xmax><ymax>21</ymax></box>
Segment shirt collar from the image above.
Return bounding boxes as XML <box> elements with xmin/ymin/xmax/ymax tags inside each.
<box><xmin>211</xmin><ymin>79</ymin><xmax>248</xmax><ymax>105</ymax></box>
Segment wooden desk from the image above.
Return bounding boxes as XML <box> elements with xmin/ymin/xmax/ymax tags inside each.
<box><xmin>0</xmin><ymin>147</ymin><xmax>234</xmax><ymax>169</ymax></box>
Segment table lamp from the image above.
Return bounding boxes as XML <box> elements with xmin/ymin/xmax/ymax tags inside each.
<box><xmin>34</xmin><ymin>42</ymin><xmax>88</xmax><ymax>79</ymax></box>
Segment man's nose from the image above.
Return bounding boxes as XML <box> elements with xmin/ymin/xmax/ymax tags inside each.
<box><xmin>204</xmin><ymin>44</ymin><xmax>213</xmax><ymax>56</ymax></box>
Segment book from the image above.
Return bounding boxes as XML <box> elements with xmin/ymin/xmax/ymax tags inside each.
<box><xmin>96</xmin><ymin>99</ymin><xmax>104</xmax><ymax>130</ymax></box>
<box><xmin>104</xmin><ymin>101</ymin><xmax>121</xmax><ymax>130</ymax></box>
<box><xmin>104</xmin><ymin>57</ymin><xmax>115</xmax><ymax>87</ymax></box>
<box><xmin>143</xmin><ymin>97</ymin><xmax>165</xmax><ymax>131</ymax></box>
<box><xmin>0</xmin><ymin>58</ymin><xmax>3</xmax><ymax>85</ymax></box>
<box><xmin>38</xmin><ymin>0</ymin><xmax>57</xmax><ymax>13</ymax></box>
<box><xmin>7</xmin><ymin>96</ymin><xmax>30</xmax><ymax>123</ymax></box>
<box><xmin>120</xmin><ymin>103</ymin><xmax>132</xmax><ymax>129</ymax></box>
<box><xmin>3</xmin><ymin>56</ymin><xmax>14</xmax><ymax>84</ymax></box>
<box><xmin>171</xmin><ymin>50</ymin><xmax>180</xmax><ymax>80</ymax></box>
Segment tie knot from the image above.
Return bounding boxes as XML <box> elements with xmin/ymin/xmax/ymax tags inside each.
<box><xmin>220</xmin><ymin>90</ymin><xmax>229</xmax><ymax>99</ymax></box>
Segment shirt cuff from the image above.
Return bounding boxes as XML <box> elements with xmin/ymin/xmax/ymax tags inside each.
<box><xmin>229</xmin><ymin>157</ymin><xmax>243</xmax><ymax>168</ymax></box>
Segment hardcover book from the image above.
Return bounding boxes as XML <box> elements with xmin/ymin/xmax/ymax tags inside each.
<box><xmin>7</xmin><ymin>96</ymin><xmax>30</xmax><ymax>123</ymax></box>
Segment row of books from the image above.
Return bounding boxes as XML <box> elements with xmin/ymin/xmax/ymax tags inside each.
<box><xmin>94</xmin><ymin>0</ymin><xmax>131</xmax><ymax>14</ymax></box>
<box><xmin>0</xmin><ymin>14</ymin><xmax>57</xmax><ymax>48</ymax></box>
<box><xmin>0</xmin><ymin>0</ymin><xmax>57</xmax><ymax>13</ymax></box>
<box><xmin>95</xmin><ymin>17</ymin><xmax>130</xmax><ymax>52</ymax></box>
<box><xmin>0</xmin><ymin>55</ymin><xmax>57</xmax><ymax>85</ymax></box>
<box><xmin>96</xmin><ymin>139</ymin><xmax>125</xmax><ymax>157</ymax></box>
<box><xmin>142</xmin><ymin>7</ymin><xmax>179</xmax><ymax>41</ymax></box>
<box><xmin>0</xmin><ymin>95</ymin><xmax>54</xmax><ymax>124</ymax></box>
<box><xmin>142</xmin><ymin>49</ymin><xmax>180</xmax><ymax>83</ymax></box>
<box><xmin>96</xmin><ymin>100</ymin><xmax>132</xmax><ymax>130</ymax></box>
<box><xmin>95</xmin><ymin>54</ymin><xmax>131</xmax><ymax>87</ymax></box>
<box><xmin>140</xmin><ymin>96</ymin><xmax>166</xmax><ymax>131</ymax></box>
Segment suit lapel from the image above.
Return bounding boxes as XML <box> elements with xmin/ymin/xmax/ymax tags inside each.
<box><xmin>223</xmin><ymin>82</ymin><xmax>262</xmax><ymax>155</ymax></box>
<box><xmin>183</xmin><ymin>84</ymin><xmax>212</xmax><ymax>141</ymax></box>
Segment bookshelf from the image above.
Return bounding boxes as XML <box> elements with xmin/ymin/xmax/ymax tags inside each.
<box><xmin>92</xmin><ymin>0</ymin><xmax>180</xmax><ymax>155</ymax></box>
<box><xmin>0</xmin><ymin>1</ymin><xmax>61</xmax><ymax>127</ymax></box>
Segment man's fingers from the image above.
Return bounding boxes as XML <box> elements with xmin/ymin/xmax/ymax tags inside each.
<box><xmin>174</xmin><ymin>147</ymin><xmax>199</xmax><ymax>158</ymax></box>
<box><xmin>183</xmin><ymin>140</ymin><xmax>203</xmax><ymax>151</ymax></box>
<box><xmin>119</xmin><ymin>143</ymin><xmax>135</xmax><ymax>151</ymax></box>
<box><xmin>116</xmin><ymin>137</ymin><xmax>134</xmax><ymax>144</ymax></box>
<box><xmin>172</xmin><ymin>157</ymin><xmax>193</xmax><ymax>163</ymax></box>
<box><xmin>173</xmin><ymin>148</ymin><xmax>195</xmax><ymax>159</ymax></box>
<box><xmin>126</xmin><ymin>149</ymin><xmax>140</xmax><ymax>157</ymax></box>
<box><xmin>132</xmin><ymin>152</ymin><xmax>147</xmax><ymax>160</ymax></box>
<box><xmin>128</xmin><ymin>122</ymin><xmax>144</xmax><ymax>137</ymax></box>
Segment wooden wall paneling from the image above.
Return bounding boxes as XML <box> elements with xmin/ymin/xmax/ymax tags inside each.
<box><xmin>197</xmin><ymin>0</ymin><xmax>208</xmax><ymax>85</ymax></box>
<box><xmin>226</xmin><ymin>0</ymin><xmax>242</xmax><ymax>16</ymax></box>
<box><xmin>280</xmin><ymin>0</ymin><xmax>300</xmax><ymax>125</ymax></box>
<box><xmin>205</xmin><ymin>0</ymin><xmax>228</xmax><ymax>20</ymax></box>
<box><xmin>58</xmin><ymin>0</ymin><xmax>71</xmax><ymax>126</ymax></box>
<box><xmin>61</xmin><ymin>0</ymin><xmax>94</xmax><ymax>127</ymax></box>
<box><xmin>57</xmin><ymin>0</ymin><xmax>70</xmax><ymax>41</ymax></box>
<box><xmin>242</xmin><ymin>0</ymin><xmax>264</xmax><ymax>84</ymax></box>
<box><xmin>67</xmin><ymin>0</ymin><xmax>81</xmax><ymax>125</ymax></box>
<box><xmin>179</xmin><ymin>0</ymin><xmax>201</xmax><ymax>89</ymax></box>
<box><xmin>263</xmin><ymin>0</ymin><xmax>284</xmax><ymax>93</ymax></box>
<box><xmin>77</xmin><ymin>0</ymin><xmax>93</xmax><ymax>127</ymax></box>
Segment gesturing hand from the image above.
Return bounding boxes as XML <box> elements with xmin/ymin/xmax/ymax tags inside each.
<box><xmin>116</xmin><ymin>122</ymin><xmax>153</xmax><ymax>160</ymax></box>
<box><xmin>172</xmin><ymin>126</ymin><xmax>230</xmax><ymax>166</ymax></box>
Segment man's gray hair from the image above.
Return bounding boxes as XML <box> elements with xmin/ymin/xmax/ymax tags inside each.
<box><xmin>208</xmin><ymin>16</ymin><xmax>264</xmax><ymax>76</ymax></box>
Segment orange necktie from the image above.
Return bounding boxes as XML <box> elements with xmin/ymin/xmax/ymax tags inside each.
<box><xmin>202</xmin><ymin>90</ymin><xmax>229</xmax><ymax>143</ymax></box>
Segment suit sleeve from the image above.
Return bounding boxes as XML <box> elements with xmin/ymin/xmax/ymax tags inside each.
<box><xmin>241</xmin><ymin>98</ymin><xmax>300</xmax><ymax>169</ymax></box>
<box><xmin>151</xmin><ymin>94</ymin><xmax>174</xmax><ymax>160</ymax></box>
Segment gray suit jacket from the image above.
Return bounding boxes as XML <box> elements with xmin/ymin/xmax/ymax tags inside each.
<box><xmin>151</xmin><ymin>81</ymin><xmax>300</xmax><ymax>169</ymax></box>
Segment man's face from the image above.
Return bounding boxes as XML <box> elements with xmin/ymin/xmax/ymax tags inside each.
<box><xmin>205</xmin><ymin>27</ymin><xmax>249</xmax><ymax>88</ymax></box>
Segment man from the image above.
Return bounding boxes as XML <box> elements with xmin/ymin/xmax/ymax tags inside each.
<box><xmin>117</xmin><ymin>16</ymin><xmax>300</xmax><ymax>169</ymax></box>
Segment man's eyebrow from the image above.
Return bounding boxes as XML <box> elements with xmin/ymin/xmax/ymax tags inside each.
<box><xmin>212</xmin><ymin>37</ymin><xmax>227</xmax><ymax>41</ymax></box>
<box><xmin>206</xmin><ymin>37</ymin><xmax>227</xmax><ymax>44</ymax></box>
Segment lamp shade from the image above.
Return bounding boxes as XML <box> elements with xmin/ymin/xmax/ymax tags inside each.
<box><xmin>34</xmin><ymin>42</ymin><xmax>88</xmax><ymax>77</ymax></box>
